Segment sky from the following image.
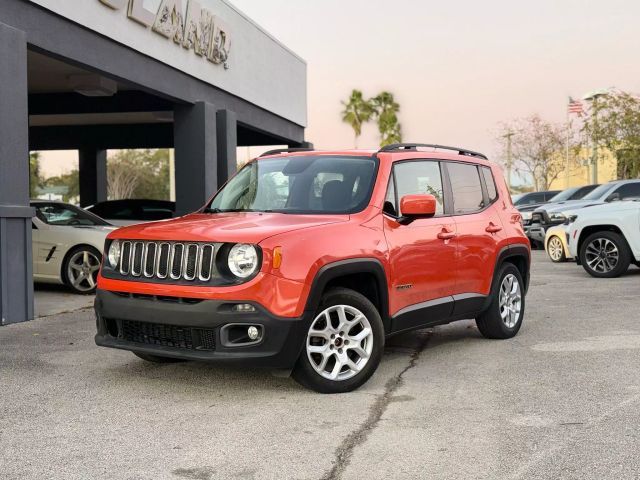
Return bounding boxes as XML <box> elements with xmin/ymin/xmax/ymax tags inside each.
<box><xmin>232</xmin><ymin>0</ymin><xmax>640</xmax><ymax>158</ymax></box>
<box><xmin>40</xmin><ymin>0</ymin><xmax>640</xmax><ymax>177</ymax></box>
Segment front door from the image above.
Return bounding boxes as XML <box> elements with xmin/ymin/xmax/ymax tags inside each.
<box><xmin>382</xmin><ymin>160</ymin><xmax>458</xmax><ymax>331</ymax></box>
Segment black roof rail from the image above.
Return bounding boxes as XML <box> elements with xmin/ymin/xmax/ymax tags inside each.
<box><xmin>259</xmin><ymin>147</ymin><xmax>314</xmax><ymax>157</ymax></box>
<box><xmin>378</xmin><ymin>143</ymin><xmax>488</xmax><ymax>160</ymax></box>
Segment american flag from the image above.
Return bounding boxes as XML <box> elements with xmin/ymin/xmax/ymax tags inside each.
<box><xmin>567</xmin><ymin>97</ymin><xmax>584</xmax><ymax>116</ymax></box>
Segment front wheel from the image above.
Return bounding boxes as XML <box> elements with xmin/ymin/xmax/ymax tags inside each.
<box><xmin>292</xmin><ymin>288</ymin><xmax>384</xmax><ymax>393</ymax></box>
<box><xmin>546</xmin><ymin>235</ymin><xmax>566</xmax><ymax>263</ymax></box>
<box><xmin>579</xmin><ymin>231</ymin><xmax>631</xmax><ymax>278</ymax></box>
<box><xmin>476</xmin><ymin>263</ymin><xmax>525</xmax><ymax>339</ymax></box>
<box><xmin>62</xmin><ymin>246</ymin><xmax>102</xmax><ymax>294</ymax></box>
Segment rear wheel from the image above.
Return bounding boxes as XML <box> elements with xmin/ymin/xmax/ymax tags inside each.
<box><xmin>579</xmin><ymin>231</ymin><xmax>631</xmax><ymax>278</ymax></box>
<box><xmin>546</xmin><ymin>236</ymin><xmax>566</xmax><ymax>263</ymax></box>
<box><xmin>133</xmin><ymin>352</ymin><xmax>186</xmax><ymax>363</ymax></box>
<box><xmin>476</xmin><ymin>263</ymin><xmax>525</xmax><ymax>339</ymax></box>
<box><xmin>292</xmin><ymin>288</ymin><xmax>384</xmax><ymax>393</ymax></box>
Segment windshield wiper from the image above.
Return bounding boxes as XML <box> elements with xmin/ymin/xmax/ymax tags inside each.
<box><xmin>202</xmin><ymin>207</ymin><xmax>222</xmax><ymax>213</ymax></box>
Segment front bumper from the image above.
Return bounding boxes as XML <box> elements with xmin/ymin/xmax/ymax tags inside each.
<box><xmin>94</xmin><ymin>289</ymin><xmax>310</xmax><ymax>368</ymax></box>
<box><xmin>528</xmin><ymin>226</ymin><xmax>546</xmax><ymax>243</ymax></box>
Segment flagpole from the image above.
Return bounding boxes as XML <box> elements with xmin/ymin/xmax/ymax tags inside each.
<box><xmin>565</xmin><ymin>98</ymin><xmax>571</xmax><ymax>189</ymax></box>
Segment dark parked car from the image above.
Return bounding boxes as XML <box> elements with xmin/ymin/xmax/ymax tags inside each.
<box><xmin>513</xmin><ymin>190</ymin><xmax>560</xmax><ymax>207</ymax></box>
<box><xmin>87</xmin><ymin>199</ymin><xmax>175</xmax><ymax>226</ymax></box>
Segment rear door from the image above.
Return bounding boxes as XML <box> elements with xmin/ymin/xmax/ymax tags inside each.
<box><xmin>444</xmin><ymin>162</ymin><xmax>505</xmax><ymax>305</ymax></box>
<box><xmin>382</xmin><ymin>160</ymin><xmax>457</xmax><ymax>329</ymax></box>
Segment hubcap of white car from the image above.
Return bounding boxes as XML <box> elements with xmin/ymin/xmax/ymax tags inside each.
<box><xmin>306</xmin><ymin>304</ymin><xmax>374</xmax><ymax>381</ymax></box>
<box><xmin>585</xmin><ymin>238</ymin><xmax>618</xmax><ymax>273</ymax></box>
<box><xmin>68</xmin><ymin>250</ymin><xmax>101</xmax><ymax>292</ymax></box>
<box><xmin>548</xmin><ymin>236</ymin><xmax>564</xmax><ymax>261</ymax></box>
<box><xmin>499</xmin><ymin>274</ymin><xmax>522</xmax><ymax>328</ymax></box>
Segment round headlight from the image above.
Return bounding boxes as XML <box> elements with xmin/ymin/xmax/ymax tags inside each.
<box><xmin>227</xmin><ymin>244</ymin><xmax>259</xmax><ymax>278</ymax></box>
<box><xmin>107</xmin><ymin>240</ymin><xmax>121</xmax><ymax>269</ymax></box>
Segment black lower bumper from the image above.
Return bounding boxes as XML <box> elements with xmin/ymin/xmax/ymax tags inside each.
<box><xmin>94</xmin><ymin>289</ymin><xmax>310</xmax><ymax>369</ymax></box>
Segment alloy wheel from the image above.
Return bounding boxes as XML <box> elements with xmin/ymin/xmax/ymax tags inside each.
<box><xmin>585</xmin><ymin>238</ymin><xmax>619</xmax><ymax>274</ymax></box>
<box><xmin>67</xmin><ymin>250</ymin><xmax>101</xmax><ymax>292</ymax></box>
<box><xmin>547</xmin><ymin>236</ymin><xmax>564</xmax><ymax>261</ymax></box>
<box><xmin>499</xmin><ymin>274</ymin><xmax>522</xmax><ymax>328</ymax></box>
<box><xmin>306</xmin><ymin>304</ymin><xmax>374</xmax><ymax>381</ymax></box>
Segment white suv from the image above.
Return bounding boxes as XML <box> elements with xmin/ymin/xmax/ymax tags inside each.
<box><xmin>568</xmin><ymin>200</ymin><xmax>640</xmax><ymax>277</ymax></box>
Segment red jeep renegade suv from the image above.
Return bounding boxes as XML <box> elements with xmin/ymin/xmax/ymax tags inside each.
<box><xmin>95</xmin><ymin>143</ymin><xmax>529</xmax><ymax>393</ymax></box>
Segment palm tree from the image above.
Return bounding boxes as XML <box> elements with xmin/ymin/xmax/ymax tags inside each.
<box><xmin>341</xmin><ymin>90</ymin><xmax>374</xmax><ymax>148</ymax></box>
<box><xmin>372</xmin><ymin>92</ymin><xmax>402</xmax><ymax>147</ymax></box>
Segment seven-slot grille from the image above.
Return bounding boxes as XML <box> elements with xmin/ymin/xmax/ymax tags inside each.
<box><xmin>117</xmin><ymin>241</ymin><xmax>219</xmax><ymax>282</ymax></box>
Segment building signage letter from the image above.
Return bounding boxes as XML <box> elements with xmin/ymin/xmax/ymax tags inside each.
<box><xmin>99</xmin><ymin>0</ymin><xmax>127</xmax><ymax>9</ymax></box>
<box><xmin>128</xmin><ymin>0</ymin><xmax>157</xmax><ymax>27</ymax></box>
<box><xmin>208</xmin><ymin>16</ymin><xmax>231</xmax><ymax>65</ymax></box>
<box><xmin>152</xmin><ymin>0</ymin><xmax>185</xmax><ymax>44</ymax></box>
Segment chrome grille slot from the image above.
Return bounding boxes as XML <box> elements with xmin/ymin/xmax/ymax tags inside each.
<box><xmin>120</xmin><ymin>241</ymin><xmax>132</xmax><ymax>275</ymax></box>
<box><xmin>184</xmin><ymin>244</ymin><xmax>198</xmax><ymax>280</ymax></box>
<box><xmin>144</xmin><ymin>243</ymin><xmax>157</xmax><ymax>277</ymax></box>
<box><xmin>131</xmin><ymin>242</ymin><xmax>144</xmax><ymax>276</ymax></box>
<box><xmin>114</xmin><ymin>241</ymin><xmax>220</xmax><ymax>283</ymax></box>
<box><xmin>198</xmin><ymin>244</ymin><xmax>214</xmax><ymax>281</ymax></box>
<box><xmin>170</xmin><ymin>243</ymin><xmax>184</xmax><ymax>279</ymax></box>
<box><xmin>156</xmin><ymin>243</ymin><xmax>170</xmax><ymax>278</ymax></box>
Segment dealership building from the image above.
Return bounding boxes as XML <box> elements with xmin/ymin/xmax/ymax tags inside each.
<box><xmin>0</xmin><ymin>0</ymin><xmax>308</xmax><ymax>325</ymax></box>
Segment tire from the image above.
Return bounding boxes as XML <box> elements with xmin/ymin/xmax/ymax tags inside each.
<box><xmin>133</xmin><ymin>352</ymin><xmax>186</xmax><ymax>363</ymax></box>
<box><xmin>546</xmin><ymin>235</ymin><xmax>566</xmax><ymax>263</ymax></box>
<box><xmin>292</xmin><ymin>287</ymin><xmax>384</xmax><ymax>394</ymax></box>
<box><xmin>62</xmin><ymin>245</ymin><xmax>102</xmax><ymax>294</ymax></box>
<box><xmin>579</xmin><ymin>231</ymin><xmax>631</xmax><ymax>278</ymax></box>
<box><xmin>476</xmin><ymin>263</ymin><xmax>525</xmax><ymax>339</ymax></box>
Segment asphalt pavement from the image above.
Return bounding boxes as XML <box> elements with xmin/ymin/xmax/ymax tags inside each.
<box><xmin>1</xmin><ymin>251</ymin><xmax>639</xmax><ymax>480</ymax></box>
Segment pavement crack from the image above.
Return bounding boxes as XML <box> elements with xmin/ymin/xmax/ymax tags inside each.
<box><xmin>320</xmin><ymin>331</ymin><xmax>432</xmax><ymax>480</ymax></box>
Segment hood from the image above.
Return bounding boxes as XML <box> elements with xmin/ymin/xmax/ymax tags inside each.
<box><xmin>538</xmin><ymin>199</ymin><xmax>605</xmax><ymax>214</ymax></box>
<box><xmin>108</xmin><ymin>212</ymin><xmax>349</xmax><ymax>244</ymax></box>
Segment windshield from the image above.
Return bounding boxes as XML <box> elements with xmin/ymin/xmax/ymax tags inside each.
<box><xmin>206</xmin><ymin>155</ymin><xmax>378</xmax><ymax>214</ymax></box>
<box><xmin>582</xmin><ymin>183</ymin><xmax>616</xmax><ymax>200</ymax></box>
<box><xmin>549</xmin><ymin>187</ymin><xmax>579</xmax><ymax>202</ymax></box>
<box><xmin>34</xmin><ymin>203</ymin><xmax>110</xmax><ymax>226</ymax></box>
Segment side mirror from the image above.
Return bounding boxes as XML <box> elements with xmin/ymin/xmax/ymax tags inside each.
<box><xmin>398</xmin><ymin>194</ymin><xmax>437</xmax><ymax>224</ymax></box>
<box><xmin>606</xmin><ymin>192</ymin><xmax>621</xmax><ymax>202</ymax></box>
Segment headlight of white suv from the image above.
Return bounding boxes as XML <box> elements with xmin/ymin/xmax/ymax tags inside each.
<box><xmin>549</xmin><ymin>212</ymin><xmax>567</xmax><ymax>223</ymax></box>
<box><xmin>227</xmin><ymin>244</ymin><xmax>259</xmax><ymax>278</ymax></box>
<box><xmin>107</xmin><ymin>240</ymin><xmax>121</xmax><ymax>269</ymax></box>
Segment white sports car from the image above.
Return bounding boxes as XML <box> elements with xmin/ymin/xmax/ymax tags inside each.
<box><xmin>32</xmin><ymin>201</ymin><xmax>117</xmax><ymax>294</ymax></box>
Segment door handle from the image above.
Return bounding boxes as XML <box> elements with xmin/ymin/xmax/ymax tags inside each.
<box><xmin>485</xmin><ymin>223</ymin><xmax>503</xmax><ymax>234</ymax></box>
<box><xmin>437</xmin><ymin>228</ymin><xmax>456</xmax><ymax>240</ymax></box>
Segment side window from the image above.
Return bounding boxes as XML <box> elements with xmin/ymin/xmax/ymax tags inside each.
<box><xmin>447</xmin><ymin>162</ymin><xmax>485</xmax><ymax>214</ymax></box>
<box><xmin>612</xmin><ymin>183</ymin><xmax>640</xmax><ymax>200</ymax></box>
<box><xmin>481</xmin><ymin>167</ymin><xmax>498</xmax><ymax>202</ymax></box>
<box><xmin>394</xmin><ymin>161</ymin><xmax>445</xmax><ymax>216</ymax></box>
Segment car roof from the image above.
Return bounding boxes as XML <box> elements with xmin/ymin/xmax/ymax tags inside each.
<box><xmin>257</xmin><ymin>148</ymin><xmax>494</xmax><ymax>167</ymax></box>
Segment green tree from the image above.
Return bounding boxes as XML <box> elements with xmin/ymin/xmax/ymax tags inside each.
<box><xmin>107</xmin><ymin>149</ymin><xmax>170</xmax><ymax>200</ymax></box>
<box><xmin>341</xmin><ymin>89</ymin><xmax>375</xmax><ymax>148</ymax></box>
<box><xmin>371</xmin><ymin>91</ymin><xmax>402</xmax><ymax>147</ymax></box>
<box><xmin>45</xmin><ymin>169</ymin><xmax>80</xmax><ymax>203</ymax></box>
<box><xmin>29</xmin><ymin>152</ymin><xmax>43</xmax><ymax>198</ymax></box>
<box><xmin>582</xmin><ymin>90</ymin><xmax>640</xmax><ymax>179</ymax></box>
<box><xmin>496</xmin><ymin>116</ymin><xmax>568</xmax><ymax>191</ymax></box>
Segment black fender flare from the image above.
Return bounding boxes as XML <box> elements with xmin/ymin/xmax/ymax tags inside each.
<box><xmin>304</xmin><ymin>258</ymin><xmax>391</xmax><ymax>332</ymax></box>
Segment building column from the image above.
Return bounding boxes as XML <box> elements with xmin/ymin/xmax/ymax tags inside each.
<box><xmin>216</xmin><ymin>109</ymin><xmax>237</xmax><ymax>188</ymax></box>
<box><xmin>174</xmin><ymin>101</ymin><xmax>217</xmax><ymax>215</ymax></box>
<box><xmin>0</xmin><ymin>23</ymin><xmax>34</xmax><ymax>325</ymax></box>
<box><xmin>78</xmin><ymin>147</ymin><xmax>107</xmax><ymax>207</ymax></box>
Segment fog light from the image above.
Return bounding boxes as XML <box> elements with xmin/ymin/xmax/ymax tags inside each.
<box><xmin>247</xmin><ymin>326</ymin><xmax>259</xmax><ymax>340</ymax></box>
<box><xmin>232</xmin><ymin>303</ymin><xmax>256</xmax><ymax>313</ymax></box>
